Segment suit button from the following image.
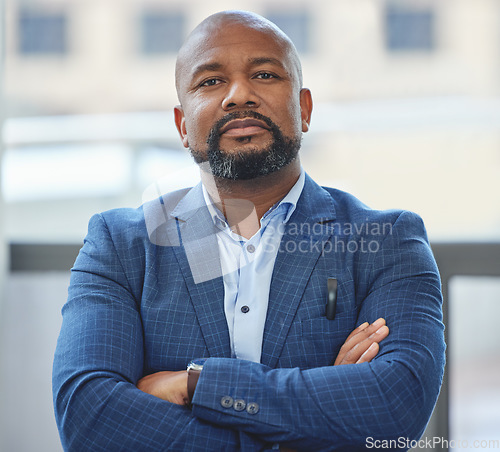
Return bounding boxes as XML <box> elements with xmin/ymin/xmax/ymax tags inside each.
<box><xmin>233</xmin><ymin>399</ymin><xmax>246</xmax><ymax>411</ymax></box>
<box><xmin>246</xmin><ymin>402</ymin><xmax>259</xmax><ymax>415</ymax></box>
<box><xmin>220</xmin><ymin>396</ymin><xmax>233</xmax><ymax>409</ymax></box>
<box><xmin>241</xmin><ymin>305</ymin><xmax>250</xmax><ymax>313</ymax></box>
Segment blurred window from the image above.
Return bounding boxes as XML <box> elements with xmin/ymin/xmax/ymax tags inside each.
<box><xmin>449</xmin><ymin>276</ymin><xmax>500</xmax><ymax>443</ymax></box>
<box><xmin>18</xmin><ymin>9</ymin><xmax>68</xmax><ymax>55</ymax></box>
<box><xmin>385</xmin><ymin>5</ymin><xmax>435</xmax><ymax>52</ymax></box>
<box><xmin>140</xmin><ymin>11</ymin><xmax>185</xmax><ymax>55</ymax></box>
<box><xmin>266</xmin><ymin>11</ymin><xmax>311</xmax><ymax>54</ymax></box>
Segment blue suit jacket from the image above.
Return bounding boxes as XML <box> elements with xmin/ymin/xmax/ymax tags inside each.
<box><xmin>53</xmin><ymin>174</ymin><xmax>445</xmax><ymax>451</ymax></box>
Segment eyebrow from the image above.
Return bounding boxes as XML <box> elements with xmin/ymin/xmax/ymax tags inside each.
<box><xmin>247</xmin><ymin>57</ymin><xmax>285</xmax><ymax>69</ymax></box>
<box><xmin>190</xmin><ymin>57</ymin><xmax>287</xmax><ymax>81</ymax></box>
<box><xmin>190</xmin><ymin>62</ymin><xmax>224</xmax><ymax>81</ymax></box>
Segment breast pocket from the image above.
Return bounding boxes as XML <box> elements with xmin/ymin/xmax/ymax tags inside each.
<box><xmin>298</xmin><ymin>306</ymin><xmax>359</xmax><ymax>368</ymax></box>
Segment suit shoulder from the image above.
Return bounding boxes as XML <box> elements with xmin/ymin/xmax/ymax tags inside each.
<box><xmin>320</xmin><ymin>185</ymin><xmax>422</xmax><ymax>227</ymax></box>
<box><xmin>96</xmin><ymin>187</ymin><xmax>192</xmax><ymax>229</ymax></box>
<box><xmin>89</xmin><ymin>187</ymin><xmax>193</xmax><ymax>248</ymax></box>
<box><xmin>96</xmin><ymin>205</ymin><xmax>147</xmax><ymax>232</ymax></box>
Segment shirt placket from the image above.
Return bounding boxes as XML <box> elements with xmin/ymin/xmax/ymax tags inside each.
<box><xmin>232</xmin><ymin>234</ymin><xmax>261</xmax><ymax>361</ymax></box>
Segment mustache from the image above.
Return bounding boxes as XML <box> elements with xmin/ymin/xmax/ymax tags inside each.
<box><xmin>207</xmin><ymin>111</ymin><xmax>278</xmax><ymax>143</ymax></box>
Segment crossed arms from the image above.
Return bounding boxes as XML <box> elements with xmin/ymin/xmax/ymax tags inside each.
<box><xmin>136</xmin><ymin>319</ymin><xmax>390</xmax><ymax>407</ymax></box>
<box><xmin>52</xmin><ymin>208</ymin><xmax>445</xmax><ymax>451</ymax></box>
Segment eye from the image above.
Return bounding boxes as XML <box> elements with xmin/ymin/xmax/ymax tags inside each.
<box><xmin>255</xmin><ymin>72</ymin><xmax>277</xmax><ymax>80</ymax></box>
<box><xmin>200</xmin><ymin>78</ymin><xmax>222</xmax><ymax>87</ymax></box>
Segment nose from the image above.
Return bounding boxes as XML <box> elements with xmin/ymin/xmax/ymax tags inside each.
<box><xmin>222</xmin><ymin>78</ymin><xmax>260</xmax><ymax>111</ymax></box>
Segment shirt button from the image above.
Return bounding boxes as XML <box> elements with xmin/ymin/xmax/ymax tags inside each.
<box><xmin>241</xmin><ymin>305</ymin><xmax>250</xmax><ymax>314</ymax></box>
<box><xmin>220</xmin><ymin>396</ymin><xmax>234</xmax><ymax>409</ymax></box>
<box><xmin>247</xmin><ymin>244</ymin><xmax>256</xmax><ymax>253</ymax></box>
<box><xmin>233</xmin><ymin>399</ymin><xmax>246</xmax><ymax>412</ymax></box>
<box><xmin>246</xmin><ymin>402</ymin><xmax>260</xmax><ymax>415</ymax></box>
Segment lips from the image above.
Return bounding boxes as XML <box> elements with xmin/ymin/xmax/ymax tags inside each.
<box><xmin>219</xmin><ymin>118</ymin><xmax>270</xmax><ymax>137</ymax></box>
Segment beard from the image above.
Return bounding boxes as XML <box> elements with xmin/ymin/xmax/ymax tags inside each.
<box><xmin>189</xmin><ymin>111</ymin><xmax>302</xmax><ymax>180</ymax></box>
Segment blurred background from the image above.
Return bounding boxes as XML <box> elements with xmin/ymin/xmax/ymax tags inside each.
<box><xmin>1</xmin><ymin>0</ymin><xmax>499</xmax><ymax>450</ymax></box>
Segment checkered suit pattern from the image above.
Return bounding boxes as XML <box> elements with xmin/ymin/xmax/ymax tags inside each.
<box><xmin>53</xmin><ymin>174</ymin><xmax>445</xmax><ymax>451</ymax></box>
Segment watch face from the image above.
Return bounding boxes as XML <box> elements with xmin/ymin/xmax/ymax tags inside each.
<box><xmin>188</xmin><ymin>358</ymin><xmax>208</xmax><ymax>371</ymax></box>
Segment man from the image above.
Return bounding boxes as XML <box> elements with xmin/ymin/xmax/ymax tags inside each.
<box><xmin>53</xmin><ymin>10</ymin><xmax>445</xmax><ymax>451</ymax></box>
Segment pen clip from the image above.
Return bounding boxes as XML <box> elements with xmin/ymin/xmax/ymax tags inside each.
<box><xmin>326</xmin><ymin>278</ymin><xmax>337</xmax><ymax>320</ymax></box>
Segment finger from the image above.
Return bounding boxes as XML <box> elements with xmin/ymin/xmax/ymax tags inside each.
<box><xmin>334</xmin><ymin>318</ymin><xmax>385</xmax><ymax>365</ymax></box>
<box><xmin>333</xmin><ymin>322</ymin><xmax>370</xmax><ymax>365</ymax></box>
<box><xmin>344</xmin><ymin>325</ymin><xmax>389</xmax><ymax>364</ymax></box>
<box><xmin>369</xmin><ymin>324</ymin><xmax>389</xmax><ymax>342</ymax></box>
<box><xmin>336</xmin><ymin>323</ymin><xmax>389</xmax><ymax>365</ymax></box>
<box><xmin>343</xmin><ymin>321</ymin><xmax>369</xmax><ymax>343</ymax></box>
<box><xmin>356</xmin><ymin>322</ymin><xmax>391</xmax><ymax>365</ymax></box>
<box><xmin>344</xmin><ymin>318</ymin><xmax>386</xmax><ymax>348</ymax></box>
<box><xmin>356</xmin><ymin>342</ymin><xmax>379</xmax><ymax>363</ymax></box>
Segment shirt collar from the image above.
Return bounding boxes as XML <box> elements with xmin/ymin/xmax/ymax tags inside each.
<box><xmin>202</xmin><ymin>167</ymin><xmax>305</xmax><ymax>230</ymax></box>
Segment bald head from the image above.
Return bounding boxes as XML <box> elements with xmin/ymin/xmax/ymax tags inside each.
<box><xmin>175</xmin><ymin>10</ymin><xmax>303</xmax><ymax>101</ymax></box>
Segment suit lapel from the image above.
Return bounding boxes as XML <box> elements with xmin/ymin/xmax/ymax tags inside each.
<box><xmin>261</xmin><ymin>175</ymin><xmax>337</xmax><ymax>368</ymax></box>
<box><xmin>163</xmin><ymin>184</ymin><xmax>231</xmax><ymax>358</ymax></box>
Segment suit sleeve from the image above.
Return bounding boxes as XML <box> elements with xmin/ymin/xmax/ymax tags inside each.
<box><xmin>52</xmin><ymin>213</ymin><xmax>267</xmax><ymax>451</ymax></box>
<box><xmin>190</xmin><ymin>211</ymin><xmax>446</xmax><ymax>451</ymax></box>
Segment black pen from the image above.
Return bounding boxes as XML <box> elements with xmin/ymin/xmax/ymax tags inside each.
<box><xmin>326</xmin><ymin>278</ymin><xmax>338</xmax><ymax>320</ymax></box>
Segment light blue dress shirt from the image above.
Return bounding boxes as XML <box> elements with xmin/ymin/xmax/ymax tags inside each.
<box><xmin>202</xmin><ymin>169</ymin><xmax>305</xmax><ymax>363</ymax></box>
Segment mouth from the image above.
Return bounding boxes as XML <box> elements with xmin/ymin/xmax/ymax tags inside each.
<box><xmin>219</xmin><ymin>118</ymin><xmax>270</xmax><ymax>137</ymax></box>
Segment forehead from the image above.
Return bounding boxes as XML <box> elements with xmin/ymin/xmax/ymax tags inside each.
<box><xmin>177</xmin><ymin>23</ymin><xmax>299</xmax><ymax>87</ymax></box>
<box><xmin>197</xmin><ymin>22</ymin><xmax>284</xmax><ymax>51</ymax></box>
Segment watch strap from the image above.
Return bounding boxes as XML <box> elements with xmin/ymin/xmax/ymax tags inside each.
<box><xmin>186</xmin><ymin>358</ymin><xmax>208</xmax><ymax>404</ymax></box>
<box><xmin>187</xmin><ymin>368</ymin><xmax>201</xmax><ymax>404</ymax></box>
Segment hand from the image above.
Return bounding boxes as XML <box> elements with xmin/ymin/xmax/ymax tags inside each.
<box><xmin>137</xmin><ymin>370</ymin><xmax>189</xmax><ymax>406</ymax></box>
<box><xmin>334</xmin><ymin>318</ymin><xmax>389</xmax><ymax>366</ymax></box>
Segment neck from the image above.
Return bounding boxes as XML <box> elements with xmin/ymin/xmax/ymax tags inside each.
<box><xmin>201</xmin><ymin>159</ymin><xmax>301</xmax><ymax>239</ymax></box>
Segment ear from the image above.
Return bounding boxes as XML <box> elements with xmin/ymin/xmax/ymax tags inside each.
<box><xmin>174</xmin><ymin>105</ymin><xmax>189</xmax><ymax>148</ymax></box>
<box><xmin>299</xmin><ymin>88</ymin><xmax>313</xmax><ymax>133</ymax></box>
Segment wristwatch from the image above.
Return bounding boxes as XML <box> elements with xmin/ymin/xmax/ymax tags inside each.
<box><xmin>187</xmin><ymin>358</ymin><xmax>207</xmax><ymax>404</ymax></box>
